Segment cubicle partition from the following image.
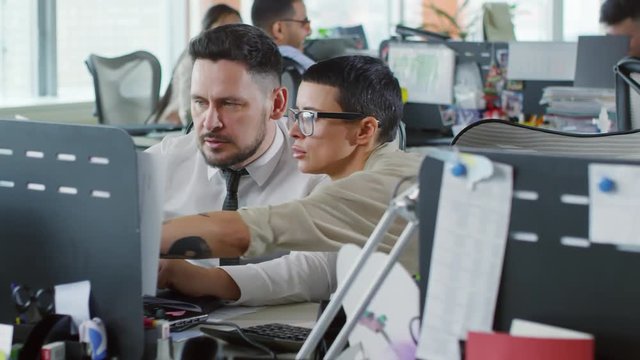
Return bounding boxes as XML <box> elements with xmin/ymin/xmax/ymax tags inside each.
<box><xmin>0</xmin><ymin>119</ymin><xmax>146</xmax><ymax>359</ymax></box>
<box><xmin>418</xmin><ymin>150</ymin><xmax>640</xmax><ymax>359</ymax></box>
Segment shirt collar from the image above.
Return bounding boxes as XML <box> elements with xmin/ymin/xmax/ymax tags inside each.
<box><xmin>206</xmin><ymin>123</ymin><xmax>285</xmax><ymax>187</ymax></box>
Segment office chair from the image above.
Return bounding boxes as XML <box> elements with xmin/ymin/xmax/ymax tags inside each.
<box><xmin>452</xmin><ymin>119</ymin><xmax>640</xmax><ymax>159</ymax></box>
<box><xmin>282</xmin><ymin>57</ymin><xmax>303</xmax><ymax>110</ymax></box>
<box><xmin>614</xmin><ymin>56</ymin><xmax>640</xmax><ymax>131</ymax></box>
<box><xmin>85</xmin><ymin>50</ymin><xmax>161</xmax><ymax>125</ymax></box>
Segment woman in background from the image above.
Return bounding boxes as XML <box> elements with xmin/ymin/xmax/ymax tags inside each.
<box><xmin>152</xmin><ymin>4</ymin><xmax>242</xmax><ymax>125</ymax></box>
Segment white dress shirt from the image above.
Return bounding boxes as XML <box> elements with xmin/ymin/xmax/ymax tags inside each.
<box><xmin>278</xmin><ymin>45</ymin><xmax>316</xmax><ymax>74</ymax></box>
<box><xmin>146</xmin><ymin>118</ymin><xmax>336</xmax><ymax>305</ymax></box>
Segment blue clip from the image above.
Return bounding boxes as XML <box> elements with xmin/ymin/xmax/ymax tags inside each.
<box><xmin>451</xmin><ymin>162</ymin><xmax>467</xmax><ymax>177</ymax></box>
<box><xmin>598</xmin><ymin>177</ymin><xmax>615</xmax><ymax>193</ymax></box>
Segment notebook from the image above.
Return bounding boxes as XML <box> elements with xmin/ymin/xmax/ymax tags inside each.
<box><xmin>144</xmin><ymin>290</ymin><xmax>224</xmax><ymax>332</ymax></box>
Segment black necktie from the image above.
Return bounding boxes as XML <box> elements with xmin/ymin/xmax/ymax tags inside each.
<box><xmin>220</xmin><ymin>168</ymin><xmax>248</xmax><ymax>266</ymax></box>
<box><xmin>221</xmin><ymin>168</ymin><xmax>248</xmax><ymax>211</ymax></box>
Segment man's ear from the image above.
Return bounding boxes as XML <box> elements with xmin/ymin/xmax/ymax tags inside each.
<box><xmin>270</xmin><ymin>87</ymin><xmax>288</xmax><ymax>119</ymax></box>
<box><xmin>354</xmin><ymin>116</ymin><xmax>379</xmax><ymax>145</ymax></box>
<box><xmin>271</xmin><ymin>21</ymin><xmax>284</xmax><ymax>42</ymax></box>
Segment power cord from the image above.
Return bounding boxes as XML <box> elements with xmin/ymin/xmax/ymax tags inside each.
<box><xmin>203</xmin><ymin>320</ymin><xmax>278</xmax><ymax>360</ymax></box>
<box><xmin>392</xmin><ymin>175</ymin><xmax>418</xmax><ymax>198</ymax></box>
<box><xmin>409</xmin><ymin>316</ymin><xmax>420</xmax><ymax>345</ymax></box>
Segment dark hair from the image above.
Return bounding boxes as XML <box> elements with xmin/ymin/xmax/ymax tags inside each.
<box><xmin>189</xmin><ymin>24</ymin><xmax>282</xmax><ymax>84</ymax></box>
<box><xmin>201</xmin><ymin>4</ymin><xmax>241</xmax><ymax>30</ymax></box>
<box><xmin>251</xmin><ymin>0</ymin><xmax>296</xmax><ymax>33</ymax></box>
<box><xmin>600</xmin><ymin>0</ymin><xmax>640</xmax><ymax>25</ymax></box>
<box><xmin>301</xmin><ymin>56</ymin><xmax>402</xmax><ymax>144</ymax></box>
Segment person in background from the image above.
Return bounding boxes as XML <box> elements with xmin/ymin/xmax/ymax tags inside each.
<box><xmin>600</xmin><ymin>0</ymin><xmax>640</xmax><ymax>57</ymax></box>
<box><xmin>158</xmin><ymin>55</ymin><xmax>424</xmax><ymax>304</ymax></box>
<box><xmin>251</xmin><ymin>0</ymin><xmax>315</xmax><ymax>74</ymax></box>
<box><xmin>152</xmin><ymin>4</ymin><xmax>242</xmax><ymax>125</ymax></box>
<box><xmin>148</xmin><ymin>24</ymin><xmax>334</xmax><ymax>306</ymax></box>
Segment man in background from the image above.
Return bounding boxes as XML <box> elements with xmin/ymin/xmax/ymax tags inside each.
<box><xmin>600</xmin><ymin>0</ymin><xmax>640</xmax><ymax>56</ymax></box>
<box><xmin>252</xmin><ymin>0</ymin><xmax>315</xmax><ymax>73</ymax></box>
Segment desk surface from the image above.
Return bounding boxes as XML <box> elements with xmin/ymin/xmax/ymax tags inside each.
<box><xmin>173</xmin><ymin>302</ymin><xmax>319</xmax><ymax>359</ymax></box>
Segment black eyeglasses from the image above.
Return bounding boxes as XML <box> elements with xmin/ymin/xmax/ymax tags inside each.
<box><xmin>279</xmin><ymin>17</ymin><xmax>311</xmax><ymax>26</ymax></box>
<box><xmin>287</xmin><ymin>108</ymin><xmax>368</xmax><ymax>136</ymax></box>
<box><xmin>11</xmin><ymin>283</ymin><xmax>55</xmax><ymax>324</ymax></box>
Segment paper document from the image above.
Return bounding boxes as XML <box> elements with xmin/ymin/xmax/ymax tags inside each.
<box><xmin>508</xmin><ymin>42</ymin><xmax>577</xmax><ymax>81</ymax></box>
<box><xmin>388</xmin><ymin>43</ymin><xmax>455</xmax><ymax>104</ymax></box>
<box><xmin>416</xmin><ymin>157</ymin><xmax>513</xmax><ymax>360</ymax></box>
<box><xmin>589</xmin><ymin>163</ymin><xmax>640</xmax><ymax>245</ymax></box>
<box><xmin>510</xmin><ymin>319</ymin><xmax>593</xmax><ymax>339</ymax></box>
<box><xmin>54</xmin><ymin>280</ymin><xmax>91</xmax><ymax>328</ymax></box>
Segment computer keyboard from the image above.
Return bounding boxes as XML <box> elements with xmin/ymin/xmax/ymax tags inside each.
<box><xmin>201</xmin><ymin>322</ymin><xmax>311</xmax><ymax>353</ymax></box>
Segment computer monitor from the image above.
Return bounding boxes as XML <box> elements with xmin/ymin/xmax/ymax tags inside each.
<box><xmin>0</xmin><ymin>119</ymin><xmax>160</xmax><ymax>359</ymax></box>
<box><xmin>419</xmin><ymin>150</ymin><xmax>640</xmax><ymax>359</ymax></box>
<box><xmin>574</xmin><ymin>35</ymin><xmax>630</xmax><ymax>89</ymax></box>
<box><xmin>304</xmin><ymin>37</ymin><xmax>360</xmax><ymax>62</ymax></box>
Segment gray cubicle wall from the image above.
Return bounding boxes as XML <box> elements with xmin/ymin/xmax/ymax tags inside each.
<box><xmin>0</xmin><ymin>119</ymin><xmax>145</xmax><ymax>359</ymax></box>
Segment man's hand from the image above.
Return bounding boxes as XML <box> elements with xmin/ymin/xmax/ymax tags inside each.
<box><xmin>157</xmin><ymin>259</ymin><xmax>242</xmax><ymax>300</ymax></box>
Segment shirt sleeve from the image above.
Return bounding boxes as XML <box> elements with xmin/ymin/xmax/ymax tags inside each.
<box><xmin>220</xmin><ymin>252</ymin><xmax>337</xmax><ymax>306</ymax></box>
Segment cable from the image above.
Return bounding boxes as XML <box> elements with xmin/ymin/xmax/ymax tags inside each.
<box><xmin>203</xmin><ymin>320</ymin><xmax>278</xmax><ymax>360</ymax></box>
<box><xmin>392</xmin><ymin>174</ymin><xmax>418</xmax><ymax>199</ymax></box>
<box><xmin>408</xmin><ymin>316</ymin><xmax>420</xmax><ymax>345</ymax></box>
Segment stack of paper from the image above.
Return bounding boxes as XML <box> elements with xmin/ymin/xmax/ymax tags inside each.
<box><xmin>540</xmin><ymin>87</ymin><xmax>615</xmax><ymax>133</ymax></box>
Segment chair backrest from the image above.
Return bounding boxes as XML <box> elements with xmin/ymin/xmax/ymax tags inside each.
<box><xmin>453</xmin><ymin>119</ymin><xmax>640</xmax><ymax>160</ymax></box>
<box><xmin>282</xmin><ymin>57</ymin><xmax>302</xmax><ymax>110</ymax></box>
<box><xmin>615</xmin><ymin>56</ymin><xmax>640</xmax><ymax>131</ymax></box>
<box><xmin>85</xmin><ymin>50</ymin><xmax>161</xmax><ymax>125</ymax></box>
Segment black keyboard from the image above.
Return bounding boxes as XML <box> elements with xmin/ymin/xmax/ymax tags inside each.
<box><xmin>201</xmin><ymin>323</ymin><xmax>311</xmax><ymax>353</ymax></box>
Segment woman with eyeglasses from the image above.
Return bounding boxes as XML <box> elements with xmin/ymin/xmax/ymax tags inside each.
<box><xmin>160</xmin><ymin>55</ymin><xmax>424</xmax><ymax>305</ymax></box>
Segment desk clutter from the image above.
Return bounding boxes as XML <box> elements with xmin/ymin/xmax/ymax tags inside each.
<box><xmin>385</xmin><ymin>33</ymin><xmax>632</xmax><ymax>147</ymax></box>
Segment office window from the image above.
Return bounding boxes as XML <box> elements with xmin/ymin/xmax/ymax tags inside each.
<box><xmin>56</xmin><ymin>0</ymin><xmax>172</xmax><ymax>99</ymax></box>
<box><xmin>0</xmin><ymin>0</ymin><xmax>179</xmax><ymax>105</ymax></box>
<box><xmin>0</xmin><ymin>1</ymin><xmax>36</xmax><ymax>100</ymax></box>
<box><xmin>239</xmin><ymin>0</ymin><xmax>421</xmax><ymax>53</ymax></box>
<box><xmin>563</xmin><ymin>0</ymin><xmax>602</xmax><ymax>41</ymax></box>
<box><xmin>464</xmin><ymin>0</ymin><xmax>555</xmax><ymax>41</ymax></box>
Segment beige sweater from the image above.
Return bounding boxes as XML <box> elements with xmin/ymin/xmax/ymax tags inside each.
<box><xmin>238</xmin><ymin>143</ymin><xmax>424</xmax><ymax>273</ymax></box>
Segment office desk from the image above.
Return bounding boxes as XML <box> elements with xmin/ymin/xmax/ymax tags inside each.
<box><xmin>173</xmin><ymin>302</ymin><xmax>319</xmax><ymax>359</ymax></box>
<box><xmin>132</xmin><ymin>130</ymin><xmax>182</xmax><ymax>149</ymax></box>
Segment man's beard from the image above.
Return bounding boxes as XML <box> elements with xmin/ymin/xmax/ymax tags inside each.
<box><xmin>198</xmin><ymin>112</ymin><xmax>268</xmax><ymax>168</ymax></box>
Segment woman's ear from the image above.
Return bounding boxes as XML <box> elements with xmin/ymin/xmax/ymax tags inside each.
<box><xmin>354</xmin><ymin>116</ymin><xmax>379</xmax><ymax>145</ymax></box>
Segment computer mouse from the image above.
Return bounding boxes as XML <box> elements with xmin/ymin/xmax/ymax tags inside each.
<box><xmin>180</xmin><ymin>335</ymin><xmax>218</xmax><ymax>360</ymax></box>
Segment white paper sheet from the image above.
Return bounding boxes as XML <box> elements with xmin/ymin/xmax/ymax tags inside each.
<box><xmin>0</xmin><ymin>324</ymin><xmax>12</xmax><ymax>358</ymax></box>
<box><xmin>336</xmin><ymin>244</ymin><xmax>420</xmax><ymax>360</ymax></box>
<box><xmin>508</xmin><ymin>41</ymin><xmax>577</xmax><ymax>81</ymax></box>
<box><xmin>416</xmin><ymin>158</ymin><xmax>513</xmax><ymax>360</ymax></box>
<box><xmin>54</xmin><ymin>280</ymin><xmax>91</xmax><ymax>328</ymax></box>
<box><xmin>589</xmin><ymin>163</ymin><xmax>640</xmax><ymax>245</ymax></box>
<box><xmin>510</xmin><ymin>319</ymin><xmax>593</xmax><ymax>339</ymax></box>
<box><xmin>388</xmin><ymin>43</ymin><xmax>455</xmax><ymax>104</ymax></box>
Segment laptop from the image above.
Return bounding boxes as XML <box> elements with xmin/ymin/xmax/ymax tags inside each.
<box><xmin>143</xmin><ymin>290</ymin><xmax>224</xmax><ymax>332</ymax></box>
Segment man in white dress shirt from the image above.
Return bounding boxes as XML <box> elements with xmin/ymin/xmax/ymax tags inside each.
<box><xmin>149</xmin><ymin>24</ymin><xmax>336</xmax><ymax>305</ymax></box>
<box><xmin>251</xmin><ymin>0</ymin><xmax>316</xmax><ymax>74</ymax></box>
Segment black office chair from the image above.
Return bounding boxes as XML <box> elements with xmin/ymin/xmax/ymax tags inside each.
<box><xmin>85</xmin><ymin>50</ymin><xmax>161</xmax><ymax>126</ymax></box>
<box><xmin>614</xmin><ymin>56</ymin><xmax>640</xmax><ymax>131</ymax></box>
<box><xmin>282</xmin><ymin>57</ymin><xmax>303</xmax><ymax>110</ymax></box>
<box><xmin>453</xmin><ymin>119</ymin><xmax>640</xmax><ymax>159</ymax></box>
